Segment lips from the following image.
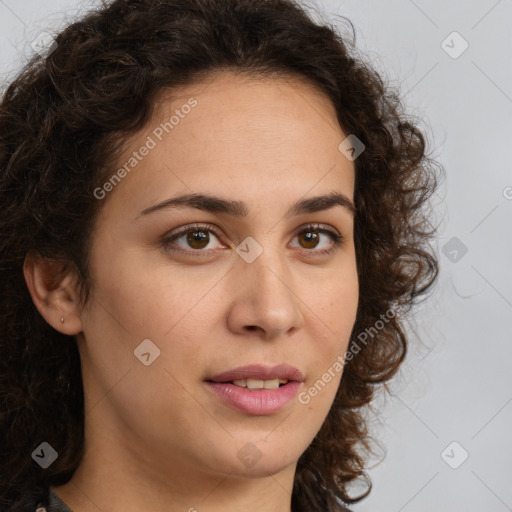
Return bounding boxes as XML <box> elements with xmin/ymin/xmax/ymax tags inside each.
<box><xmin>204</xmin><ymin>364</ymin><xmax>305</xmax><ymax>415</ymax></box>
<box><xmin>206</xmin><ymin>364</ymin><xmax>305</xmax><ymax>384</ymax></box>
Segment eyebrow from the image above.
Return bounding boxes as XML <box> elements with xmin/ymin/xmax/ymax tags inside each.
<box><xmin>134</xmin><ymin>190</ymin><xmax>356</xmax><ymax>221</ymax></box>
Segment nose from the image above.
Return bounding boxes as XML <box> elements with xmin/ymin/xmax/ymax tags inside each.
<box><xmin>226</xmin><ymin>248</ymin><xmax>305</xmax><ymax>340</ymax></box>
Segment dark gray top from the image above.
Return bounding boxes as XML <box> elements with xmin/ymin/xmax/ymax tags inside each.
<box><xmin>34</xmin><ymin>487</ymin><xmax>352</xmax><ymax>511</ymax></box>
<box><xmin>35</xmin><ymin>488</ymin><xmax>72</xmax><ymax>512</ymax></box>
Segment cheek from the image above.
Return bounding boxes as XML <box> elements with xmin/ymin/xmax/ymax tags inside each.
<box><xmin>88</xmin><ymin>238</ymin><xmax>222</xmax><ymax>338</ymax></box>
<box><xmin>317</xmin><ymin>267</ymin><xmax>359</xmax><ymax>345</ymax></box>
<box><xmin>301</xmin><ymin>269</ymin><xmax>358</xmax><ymax>404</ymax></box>
<box><xmin>80</xmin><ymin>248</ymin><xmax>214</xmax><ymax>438</ymax></box>
<box><xmin>82</xmin><ymin>246</ymin><xmax>229</xmax><ymax>396</ymax></box>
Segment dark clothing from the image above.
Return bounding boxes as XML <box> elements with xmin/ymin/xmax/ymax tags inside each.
<box><xmin>34</xmin><ymin>488</ymin><xmax>72</xmax><ymax>512</ymax></box>
<box><xmin>34</xmin><ymin>487</ymin><xmax>352</xmax><ymax>511</ymax></box>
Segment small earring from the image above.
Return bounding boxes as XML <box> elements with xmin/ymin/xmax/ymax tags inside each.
<box><xmin>60</xmin><ymin>317</ymin><xmax>65</xmax><ymax>324</ymax></box>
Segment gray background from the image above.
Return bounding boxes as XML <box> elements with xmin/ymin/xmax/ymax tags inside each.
<box><xmin>1</xmin><ymin>1</ymin><xmax>511</xmax><ymax>511</ymax></box>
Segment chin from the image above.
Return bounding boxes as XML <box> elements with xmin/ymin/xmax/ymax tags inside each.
<box><xmin>209</xmin><ymin>441</ymin><xmax>300</xmax><ymax>479</ymax></box>
<box><xmin>241</xmin><ymin>459</ymin><xmax>297</xmax><ymax>479</ymax></box>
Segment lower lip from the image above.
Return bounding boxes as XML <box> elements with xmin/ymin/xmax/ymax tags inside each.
<box><xmin>205</xmin><ymin>381</ymin><xmax>301</xmax><ymax>415</ymax></box>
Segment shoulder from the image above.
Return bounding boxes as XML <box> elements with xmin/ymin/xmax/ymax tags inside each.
<box><xmin>34</xmin><ymin>488</ymin><xmax>73</xmax><ymax>512</ymax></box>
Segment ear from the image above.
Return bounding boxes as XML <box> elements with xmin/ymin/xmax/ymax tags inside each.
<box><xmin>23</xmin><ymin>251</ymin><xmax>83</xmax><ymax>335</ymax></box>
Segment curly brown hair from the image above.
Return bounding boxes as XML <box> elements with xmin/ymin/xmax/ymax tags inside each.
<box><xmin>0</xmin><ymin>0</ymin><xmax>441</xmax><ymax>510</ymax></box>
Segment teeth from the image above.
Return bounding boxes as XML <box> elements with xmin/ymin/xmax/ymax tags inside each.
<box><xmin>263</xmin><ymin>379</ymin><xmax>280</xmax><ymax>390</ymax></box>
<box><xmin>231</xmin><ymin>378</ymin><xmax>289</xmax><ymax>390</ymax></box>
<box><xmin>247</xmin><ymin>378</ymin><xmax>265</xmax><ymax>389</ymax></box>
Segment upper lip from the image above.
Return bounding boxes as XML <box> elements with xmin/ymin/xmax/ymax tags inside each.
<box><xmin>207</xmin><ymin>364</ymin><xmax>305</xmax><ymax>383</ymax></box>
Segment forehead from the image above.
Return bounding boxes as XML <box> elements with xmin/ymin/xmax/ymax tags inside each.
<box><xmin>152</xmin><ymin>70</ymin><xmax>343</xmax><ymax>146</ymax></box>
<box><xmin>99</xmin><ymin>70</ymin><xmax>355</xmax><ymax>219</ymax></box>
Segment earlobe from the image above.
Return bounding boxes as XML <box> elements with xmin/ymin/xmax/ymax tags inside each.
<box><xmin>23</xmin><ymin>251</ymin><xmax>83</xmax><ymax>335</ymax></box>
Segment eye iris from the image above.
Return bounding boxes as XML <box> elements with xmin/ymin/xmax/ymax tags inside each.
<box><xmin>187</xmin><ymin>230</ymin><xmax>209</xmax><ymax>249</ymax></box>
<box><xmin>300</xmin><ymin>230</ymin><xmax>319</xmax><ymax>249</ymax></box>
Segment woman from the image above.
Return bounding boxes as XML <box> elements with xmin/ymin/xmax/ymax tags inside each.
<box><xmin>0</xmin><ymin>0</ymin><xmax>441</xmax><ymax>511</ymax></box>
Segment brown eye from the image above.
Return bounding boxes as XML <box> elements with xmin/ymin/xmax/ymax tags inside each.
<box><xmin>298</xmin><ymin>229</ymin><xmax>321</xmax><ymax>249</ymax></box>
<box><xmin>162</xmin><ymin>223</ymin><xmax>225</xmax><ymax>254</ymax></box>
<box><xmin>292</xmin><ymin>224</ymin><xmax>344</xmax><ymax>256</ymax></box>
<box><xmin>185</xmin><ymin>230</ymin><xmax>210</xmax><ymax>250</ymax></box>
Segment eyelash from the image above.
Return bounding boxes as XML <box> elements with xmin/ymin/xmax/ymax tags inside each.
<box><xmin>161</xmin><ymin>222</ymin><xmax>344</xmax><ymax>257</ymax></box>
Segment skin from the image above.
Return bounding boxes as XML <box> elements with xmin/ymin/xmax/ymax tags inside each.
<box><xmin>24</xmin><ymin>70</ymin><xmax>358</xmax><ymax>512</ymax></box>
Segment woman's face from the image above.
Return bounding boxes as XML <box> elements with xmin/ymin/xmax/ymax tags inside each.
<box><xmin>78</xmin><ymin>71</ymin><xmax>358</xmax><ymax>488</ymax></box>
